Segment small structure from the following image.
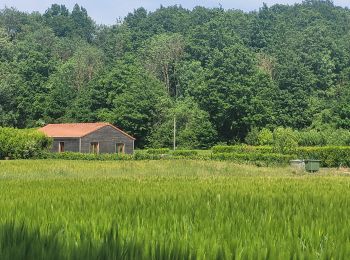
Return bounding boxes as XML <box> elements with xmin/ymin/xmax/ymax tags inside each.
<box><xmin>290</xmin><ymin>159</ymin><xmax>321</xmax><ymax>173</ymax></box>
<box><xmin>290</xmin><ymin>160</ymin><xmax>305</xmax><ymax>171</ymax></box>
<box><xmin>304</xmin><ymin>159</ymin><xmax>321</xmax><ymax>173</ymax></box>
<box><xmin>39</xmin><ymin>123</ymin><xmax>135</xmax><ymax>154</ymax></box>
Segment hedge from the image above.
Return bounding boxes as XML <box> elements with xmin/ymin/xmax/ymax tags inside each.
<box><xmin>212</xmin><ymin>145</ymin><xmax>350</xmax><ymax>167</ymax></box>
<box><xmin>134</xmin><ymin>151</ymin><xmax>163</xmax><ymax>160</ymax></box>
<box><xmin>171</xmin><ymin>150</ymin><xmax>198</xmax><ymax>156</ymax></box>
<box><xmin>146</xmin><ymin>148</ymin><xmax>170</xmax><ymax>155</ymax></box>
<box><xmin>212</xmin><ymin>145</ymin><xmax>273</xmax><ymax>154</ymax></box>
<box><xmin>41</xmin><ymin>152</ymin><xmax>133</xmax><ymax>161</ymax></box>
<box><xmin>296</xmin><ymin>146</ymin><xmax>350</xmax><ymax>167</ymax></box>
<box><xmin>211</xmin><ymin>152</ymin><xmax>295</xmax><ymax>166</ymax></box>
<box><xmin>39</xmin><ymin>150</ymin><xmax>204</xmax><ymax>161</ymax></box>
<box><xmin>135</xmin><ymin>150</ymin><xmax>201</xmax><ymax>160</ymax></box>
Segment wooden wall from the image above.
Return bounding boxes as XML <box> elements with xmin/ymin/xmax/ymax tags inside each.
<box><xmin>81</xmin><ymin>126</ymin><xmax>134</xmax><ymax>154</ymax></box>
<box><xmin>51</xmin><ymin>138</ymin><xmax>79</xmax><ymax>153</ymax></box>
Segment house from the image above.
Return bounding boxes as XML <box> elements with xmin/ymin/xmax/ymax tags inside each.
<box><xmin>38</xmin><ymin>123</ymin><xmax>135</xmax><ymax>154</ymax></box>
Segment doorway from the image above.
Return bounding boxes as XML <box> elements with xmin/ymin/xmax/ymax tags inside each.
<box><xmin>116</xmin><ymin>143</ymin><xmax>125</xmax><ymax>154</ymax></box>
<box><xmin>90</xmin><ymin>142</ymin><xmax>99</xmax><ymax>154</ymax></box>
<box><xmin>59</xmin><ymin>142</ymin><xmax>65</xmax><ymax>153</ymax></box>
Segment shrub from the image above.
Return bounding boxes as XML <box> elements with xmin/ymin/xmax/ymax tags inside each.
<box><xmin>245</xmin><ymin>127</ymin><xmax>260</xmax><ymax>145</ymax></box>
<box><xmin>245</xmin><ymin>128</ymin><xmax>281</xmax><ymax>146</ymax></box>
<box><xmin>273</xmin><ymin>127</ymin><xmax>298</xmax><ymax>154</ymax></box>
<box><xmin>211</xmin><ymin>152</ymin><xmax>295</xmax><ymax>166</ymax></box>
<box><xmin>41</xmin><ymin>152</ymin><xmax>133</xmax><ymax>161</ymax></box>
<box><xmin>171</xmin><ymin>150</ymin><xmax>198</xmax><ymax>157</ymax></box>
<box><xmin>324</xmin><ymin>129</ymin><xmax>350</xmax><ymax>146</ymax></box>
<box><xmin>0</xmin><ymin>127</ymin><xmax>51</xmax><ymax>159</ymax></box>
<box><xmin>134</xmin><ymin>151</ymin><xmax>162</xmax><ymax>160</ymax></box>
<box><xmin>296</xmin><ymin>146</ymin><xmax>350</xmax><ymax>167</ymax></box>
<box><xmin>297</xmin><ymin>130</ymin><xmax>325</xmax><ymax>146</ymax></box>
<box><xmin>212</xmin><ymin>145</ymin><xmax>273</xmax><ymax>154</ymax></box>
<box><xmin>146</xmin><ymin>148</ymin><xmax>170</xmax><ymax>155</ymax></box>
<box><xmin>258</xmin><ymin>128</ymin><xmax>274</xmax><ymax>145</ymax></box>
<box><xmin>213</xmin><ymin>145</ymin><xmax>350</xmax><ymax>167</ymax></box>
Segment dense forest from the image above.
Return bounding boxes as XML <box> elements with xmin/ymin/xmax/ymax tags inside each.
<box><xmin>1</xmin><ymin>0</ymin><xmax>350</xmax><ymax>148</ymax></box>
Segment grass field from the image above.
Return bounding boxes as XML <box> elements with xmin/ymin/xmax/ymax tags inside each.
<box><xmin>1</xmin><ymin>160</ymin><xmax>350</xmax><ymax>259</ymax></box>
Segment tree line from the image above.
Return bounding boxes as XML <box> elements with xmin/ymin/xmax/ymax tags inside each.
<box><xmin>1</xmin><ymin>0</ymin><xmax>350</xmax><ymax>148</ymax></box>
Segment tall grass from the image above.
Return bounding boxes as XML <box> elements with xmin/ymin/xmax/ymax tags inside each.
<box><xmin>0</xmin><ymin>160</ymin><xmax>350</xmax><ymax>259</ymax></box>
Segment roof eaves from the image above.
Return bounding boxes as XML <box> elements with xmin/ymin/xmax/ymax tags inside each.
<box><xmin>51</xmin><ymin>136</ymin><xmax>81</xmax><ymax>139</ymax></box>
<box><xmin>108</xmin><ymin>124</ymin><xmax>136</xmax><ymax>140</ymax></box>
<box><xmin>80</xmin><ymin>124</ymin><xmax>136</xmax><ymax>140</ymax></box>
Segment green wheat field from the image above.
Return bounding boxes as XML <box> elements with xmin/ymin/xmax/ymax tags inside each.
<box><xmin>1</xmin><ymin>160</ymin><xmax>350</xmax><ymax>259</ymax></box>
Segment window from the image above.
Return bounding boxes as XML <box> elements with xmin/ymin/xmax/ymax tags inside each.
<box><xmin>116</xmin><ymin>143</ymin><xmax>125</xmax><ymax>154</ymax></box>
<box><xmin>59</xmin><ymin>142</ymin><xmax>65</xmax><ymax>153</ymax></box>
<box><xmin>90</xmin><ymin>142</ymin><xmax>99</xmax><ymax>154</ymax></box>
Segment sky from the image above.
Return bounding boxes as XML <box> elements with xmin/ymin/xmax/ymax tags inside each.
<box><xmin>0</xmin><ymin>0</ymin><xmax>349</xmax><ymax>25</ymax></box>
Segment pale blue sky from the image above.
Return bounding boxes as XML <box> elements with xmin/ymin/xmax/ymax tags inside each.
<box><xmin>0</xmin><ymin>0</ymin><xmax>349</xmax><ymax>25</ymax></box>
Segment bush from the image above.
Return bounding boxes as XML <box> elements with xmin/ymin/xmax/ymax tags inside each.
<box><xmin>212</xmin><ymin>145</ymin><xmax>273</xmax><ymax>154</ymax></box>
<box><xmin>324</xmin><ymin>129</ymin><xmax>350</xmax><ymax>146</ymax></box>
<box><xmin>297</xmin><ymin>130</ymin><xmax>326</xmax><ymax>146</ymax></box>
<box><xmin>245</xmin><ymin>128</ymin><xmax>274</xmax><ymax>146</ymax></box>
<box><xmin>245</xmin><ymin>127</ymin><xmax>260</xmax><ymax>145</ymax></box>
<box><xmin>296</xmin><ymin>146</ymin><xmax>350</xmax><ymax>167</ymax></box>
<box><xmin>171</xmin><ymin>150</ymin><xmax>198</xmax><ymax>157</ymax></box>
<box><xmin>213</xmin><ymin>145</ymin><xmax>350</xmax><ymax>167</ymax></box>
<box><xmin>212</xmin><ymin>152</ymin><xmax>295</xmax><ymax>166</ymax></box>
<box><xmin>249</xmin><ymin>128</ymin><xmax>350</xmax><ymax>147</ymax></box>
<box><xmin>0</xmin><ymin>127</ymin><xmax>51</xmax><ymax>159</ymax></box>
<box><xmin>146</xmin><ymin>148</ymin><xmax>170</xmax><ymax>155</ymax></box>
<box><xmin>40</xmin><ymin>150</ymin><xmax>204</xmax><ymax>161</ymax></box>
<box><xmin>134</xmin><ymin>151</ymin><xmax>162</xmax><ymax>160</ymax></box>
<box><xmin>135</xmin><ymin>150</ymin><xmax>199</xmax><ymax>160</ymax></box>
<box><xmin>273</xmin><ymin>127</ymin><xmax>298</xmax><ymax>154</ymax></box>
<box><xmin>41</xmin><ymin>152</ymin><xmax>133</xmax><ymax>161</ymax></box>
<box><xmin>258</xmin><ymin>128</ymin><xmax>274</xmax><ymax>145</ymax></box>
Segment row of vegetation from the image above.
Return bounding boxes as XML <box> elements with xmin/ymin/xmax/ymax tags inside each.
<box><xmin>1</xmin><ymin>127</ymin><xmax>350</xmax><ymax>167</ymax></box>
<box><xmin>39</xmin><ymin>145</ymin><xmax>350</xmax><ymax>167</ymax></box>
<box><xmin>1</xmin><ymin>160</ymin><xmax>350</xmax><ymax>259</ymax></box>
<box><xmin>246</xmin><ymin>127</ymin><xmax>350</xmax><ymax>147</ymax></box>
<box><xmin>212</xmin><ymin>145</ymin><xmax>350</xmax><ymax>167</ymax></box>
<box><xmin>1</xmin><ymin>1</ymin><xmax>350</xmax><ymax>149</ymax></box>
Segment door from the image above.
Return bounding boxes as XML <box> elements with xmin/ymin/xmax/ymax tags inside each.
<box><xmin>116</xmin><ymin>143</ymin><xmax>125</xmax><ymax>154</ymax></box>
<box><xmin>59</xmin><ymin>142</ymin><xmax>65</xmax><ymax>153</ymax></box>
<box><xmin>90</xmin><ymin>142</ymin><xmax>99</xmax><ymax>154</ymax></box>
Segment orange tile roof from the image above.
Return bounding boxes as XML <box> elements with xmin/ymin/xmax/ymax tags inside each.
<box><xmin>38</xmin><ymin>123</ymin><xmax>135</xmax><ymax>140</ymax></box>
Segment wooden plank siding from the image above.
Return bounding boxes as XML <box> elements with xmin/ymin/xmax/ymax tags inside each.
<box><xmin>51</xmin><ymin>138</ymin><xmax>80</xmax><ymax>153</ymax></box>
<box><xmin>81</xmin><ymin>125</ymin><xmax>134</xmax><ymax>154</ymax></box>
